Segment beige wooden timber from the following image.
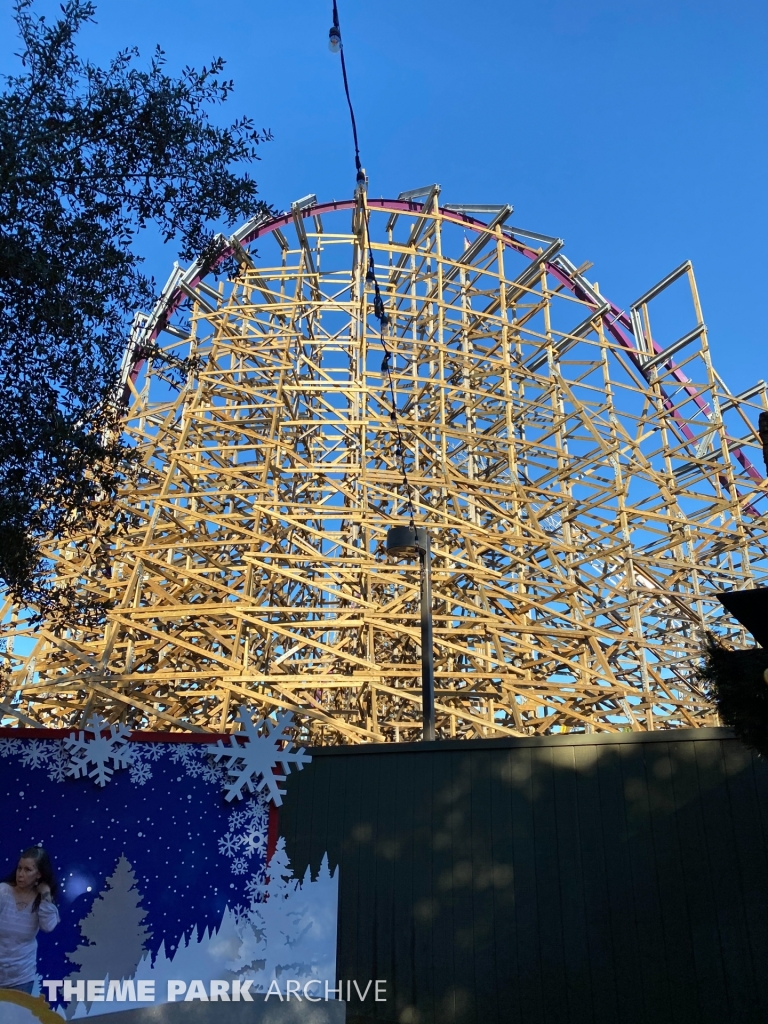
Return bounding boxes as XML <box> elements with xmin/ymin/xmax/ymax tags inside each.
<box><xmin>3</xmin><ymin>187</ymin><xmax>768</xmax><ymax>742</ymax></box>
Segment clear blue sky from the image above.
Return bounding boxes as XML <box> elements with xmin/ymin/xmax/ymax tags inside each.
<box><xmin>2</xmin><ymin>0</ymin><xmax>766</xmax><ymax>394</ymax></box>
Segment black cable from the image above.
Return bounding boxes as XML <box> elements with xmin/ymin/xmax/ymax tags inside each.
<box><xmin>381</xmin><ymin>336</ymin><xmax>416</xmax><ymax>525</ymax></box>
<box><xmin>330</xmin><ymin>1</ymin><xmax>415</xmax><ymax>528</ymax></box>
<box><xmin>332</xmin><ymin>0</ymin><xmax>364</xmax><ymax>183</ymax></box>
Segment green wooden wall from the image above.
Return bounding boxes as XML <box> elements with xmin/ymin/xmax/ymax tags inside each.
<box><xmin>279</xmin><ymin>728</ymin><xmax>768</xmax><ymax>1024</ymax></box>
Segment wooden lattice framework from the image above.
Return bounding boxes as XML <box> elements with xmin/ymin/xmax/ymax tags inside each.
<box><xmin>3</xmin><ymin>185</ymin><xmax>768</xmax><ymax>741</ymax></box>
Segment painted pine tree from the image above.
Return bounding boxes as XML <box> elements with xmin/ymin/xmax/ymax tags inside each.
<box><xmin>66</xmin><ymin>855</ymin><xmax>151</xmax><ymax>985</ymax></box>
<box><xmin>265</xmin><ymin>837</ymin><xmax>297</xmax><ymax>900</ymax></box>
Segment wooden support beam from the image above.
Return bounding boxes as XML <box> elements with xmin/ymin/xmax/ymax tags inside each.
<box><xmin>4</xmin><ymin>196</ymin><xmax>767</xmax><ymax>741</ymax></box>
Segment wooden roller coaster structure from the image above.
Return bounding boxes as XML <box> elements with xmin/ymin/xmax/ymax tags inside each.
<box><xmin>3</xmin><ymin>184</ymin><xmax>768</xmax><ymax>741</ymax></box>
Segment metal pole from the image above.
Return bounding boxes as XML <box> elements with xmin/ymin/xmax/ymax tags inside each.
<box><xmin>419</xmin><ymin>530</ymin><xmax>436</xmax><ymax>741</ymax></box>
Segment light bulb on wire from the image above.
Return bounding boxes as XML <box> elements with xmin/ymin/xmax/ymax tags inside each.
<box><xmin>328</xmin><ymin>25</ymin><xmax>341</xmax><ymax>52</ymax></box>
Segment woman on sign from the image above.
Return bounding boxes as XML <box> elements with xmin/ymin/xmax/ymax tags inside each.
<box><xmin>0</xmin><ymin>847</ymin><xmax>59</xmax><ymax>993</ymax></box>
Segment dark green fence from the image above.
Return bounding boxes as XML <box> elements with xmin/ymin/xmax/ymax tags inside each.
<box><xmin>279</xmin><ymin>728</ymin><xmax>768</xmax><ymax>1024</ymax></box>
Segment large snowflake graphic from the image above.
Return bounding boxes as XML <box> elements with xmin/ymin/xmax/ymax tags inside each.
<box><xmin>63</xmin><ymin>715</ymin><xmax>133</xmax><ymax>787</ymax></box>
<box><xmin>206</xmin><ymin>708</ymin><xmax>311</xmax><ymax>805</ymax></box>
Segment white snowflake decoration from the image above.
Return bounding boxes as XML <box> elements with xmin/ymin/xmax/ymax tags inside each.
<box><xmin>199</xmin><ymin>762</ymin><xmax>224</xmax><ymax>785</ymax></box>
<box><xmin>206</xmin><ymin>708</ymin><xmax>311</xmax><ymax>805</ymax></box>
<box><xmin>130</xmin><ymin>760</ymin><xmax>152</xmax><ymax>785</ymax></box>
<box><xmin>164</xmin><ymin>742</ymin><xmax>223</xmax><ymax>785</ymax></box>
<box><xmin>0</xmin><ymin>737</ymin><xmax>22</xmax><ymax>758</ymax></box>
<box><xmin>0</xmin><ymin>736</ymin><xmax>70</xmax><ymax>779</ymax></box>
<box><xmin>239</xmin><ymin>827</ymin><xmax>264</xmax><ymax>858</ymax></box>
<box><xmin>142</xmin><ymin>743</ymin><xmax>167</xmax><ymax>762</ymax></box>
<box><xmin>46</xmin><ymin>746</ymin><xmax>69</xmax><ymax>783</ymax></box>
<box><xmin>215</xmin><ymin>793</ymin><xmax>270</xmax><ymax>892</ymax></box>
<box><xmin>229</xmin><ymin>809</ymin><xmax>247</xmax><ymax>829</ymax></box>
<box><xmin>169</xmin><ymin>745</ymin><xmax>195</xmax><ymax>766</ymax></box>
<box><xmin>19</xmin><ymin>740</ymin><xmax>52</xmax><ymax>768</ymax></box>
<box><xmin>244</xmin><ymin>798</ymin><xmax>269</xmax><ymax>826</ymax></box>
<box><xmin>218</xmin><ymin>833</ymin><xmax>241</xmax><ymax>858</ymax></box>
<box><xmin>64</xmin><ymin>714</ymin><xmax>133</xmax><ymax>787</ymax></box>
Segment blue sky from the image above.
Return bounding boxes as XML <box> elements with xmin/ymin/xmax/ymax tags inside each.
<box><xmin>1</xmin><ymin>0</ymin><xmax>766</xmax><ymax>394</ymax></box>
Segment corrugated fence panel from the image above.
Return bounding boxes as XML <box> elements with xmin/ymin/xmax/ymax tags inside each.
<box><xmin>279</xmin><ymin>729</ymin><xmax>768</xmax><ymax>1024</ymax></box>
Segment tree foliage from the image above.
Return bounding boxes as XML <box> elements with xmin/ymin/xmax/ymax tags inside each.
<box><xmin>0</xmin><ymin>0</ymin><xmax>271</xmax><ymax>620</ymax></box>
<box><xmin>700</xmin><ymin>637</ymin><xmax>768</xmax><ymax>757</ymax></box>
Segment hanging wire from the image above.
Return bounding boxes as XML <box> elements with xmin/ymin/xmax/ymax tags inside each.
<box><xmin>329</xmin><ymin>1</ymin><xmax>415</xmax><ymax>527</ymax></box>
<box><xmin>380</xmin><ymin>335</ymin><xmax>416</xmax><ymax>524</ymax></box>
<box><xmin>330</xmin><ymin>0</ymin><xmax>364</xmax><ymax>186</ymax></box>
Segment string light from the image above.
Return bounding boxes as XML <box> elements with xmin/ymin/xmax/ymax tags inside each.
<box><xmin>328</xmin><ymin>0</ymin><xmax>415</xmax><ymax>527</ymax></box>
<box><xmin>328</xmin><ymin>0</ymin><xmax>364</xmax><ymax>184</ymax></box>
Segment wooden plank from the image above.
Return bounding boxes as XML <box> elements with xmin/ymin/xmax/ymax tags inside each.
<box><xmin>594</xmin><ymin>743</ymin><xmax>647</xmax><ymax>1024</ymax></box>
<box><xmin>431</xmin><ymin>750</ymin><xmax>467</xmax><ymax>1023</ymax></box>
<box><xmin>571</xmin><ymin>743</ymin><xmax>620</xmax><ymax>1024</ymax></box>
<box><xmin>551</xmin><ymin>741</ymin><xmax>595</xmax><ymax>1024</ymax></box>
<box><xmin>530</xmin><ymin>745</ymin><xmax>569</xmax><ymax>1024</ymax></box>
<box><xmin>617</xmin><ymin>742</ymin><xmax>672</xmax><ymax>1022</ymax></box>
<box><xmin>331</xmin><ymin>752</ymin><xmax>362</xmax><ymax>1005</ymax></box>
<box><xmin>409</xmin><ymin>750</ymin><xmax>436</xmax><ymax>1024</ymax></box>
<box><xmin>667</xmin><ymin>739</ymin><xmax>730</xmax><ymax>1024</ymax></box>
<box><xmin>640</xmin><ymin>740</ymin><xmax>701</xmax><ymax>1023</ymax></box>
<box><xmin>370</xmin><ymin>749</ymin><xmax>398</xmax><ymax>1022</ymax></box>
<box><xmin>345</xmin><ymin>752</ymin><xmax>380</xmax><ymax>1018</ymax></box>
<box><xmin>721</xmin><ymin>739</ymin><xmax>768</xmax><ymax>1021</ymax></box>
<box><xmin>486</xmin><ymin>748</ymin><xmax>519</xmax><ymax>1023</ymax></box>
<box><xmin>389</xmin><ymin>750</ymin><xmax>418</xmax><ymax>1022</ymax></box>
<box><xmin>694</xmin><ymin>739</ymin><xmax>758</xmax><ymax>1021</ymax></box>
<box><xmin>468</xmin><ymin>747</ymin><xmax>499</xmax><ymax>1024</ymax></box>
<box><xmin>507</xmin><ymin>744</ymin><xmax>544</xmax><ymax>1024</ymax></box>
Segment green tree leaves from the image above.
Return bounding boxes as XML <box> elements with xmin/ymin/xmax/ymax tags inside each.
<box><xmin>0</xmin><ymin>0</ymin><xmax>272</xmax><ymax>620</ymax></box>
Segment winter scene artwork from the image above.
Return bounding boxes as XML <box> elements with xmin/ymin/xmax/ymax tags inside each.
<box><xmin>0</xmin><ymin>711</ymin><xmax>338</xmax><ymax>1017</ymax></box>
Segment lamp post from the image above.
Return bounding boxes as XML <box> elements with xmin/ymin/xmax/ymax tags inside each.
<box><xmin>385</xmin><ymin>524</ymin><xmax>436</xmax><ymax>741</ymax></box>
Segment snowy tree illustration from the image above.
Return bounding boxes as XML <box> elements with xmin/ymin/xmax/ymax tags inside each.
<box><xmin>230</xmin><ymin>838</ymin><xmax>294</xmax><ymax>976</ymax></box>
<box><xmin>66</xmin><ymin>855</ymin><xmax>151</xmax><ymax>990</ymax></box>
<box><xmin>265</xmin><ymin>837</ymin><xmax>298</xmax><ymax>900</ymax></box>
<box><xmin>229</xmin><ymin>836</ymin><xmax>338</xmax><ymax>993</ymax></box>
<box><xmin>62</xmin><ymin>842</ymin><xmax>338</xmax><ymax>1013</ymax></box>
